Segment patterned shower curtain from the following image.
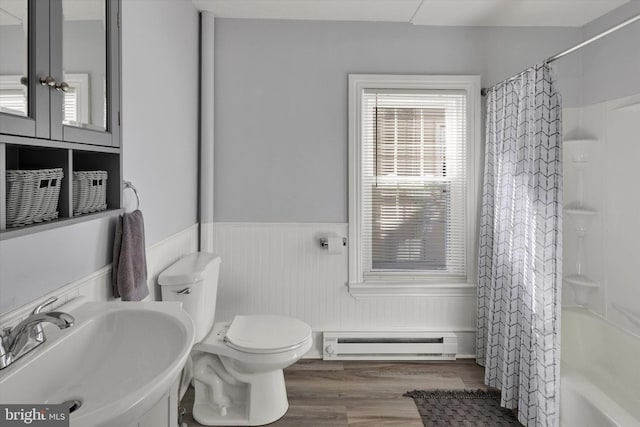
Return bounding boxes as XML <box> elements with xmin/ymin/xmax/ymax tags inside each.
<box><xmin>476</xmin><ymin>63</ymin><xmax>562</xmax><ymax>427</ymax></box>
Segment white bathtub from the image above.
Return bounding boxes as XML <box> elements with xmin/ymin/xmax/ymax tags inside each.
<box><xmin>561</xmin><ymin>307</ymin><xmax>640</xmax><ymax>427</ymax></box>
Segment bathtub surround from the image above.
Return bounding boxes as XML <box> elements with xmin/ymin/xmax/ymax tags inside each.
<box><xmin>477</xmin><ymin>64</ymin><xmax>563</xmax><ymax>426</ymax></box>
<box><xmin>559</xmin><ymin>2</ymin><xmax>640</xmax><ymax>335</ymax></box>
<box><xmin>562</xmin><ymin>93</ymin><xmax>640</xmax><ymax>336</ymax></box>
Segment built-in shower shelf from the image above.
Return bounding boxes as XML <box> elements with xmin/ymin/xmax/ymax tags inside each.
<box><xmin>564</xmin><ymin>207</ymin><xmax>597</xmax><ymax>216</ymax></box>
<box><xmin>564</xmin><ymin>138</ymin><xmax>598</xmax><ymax>163</ymax></box>
<box><xmin>565</xmin><ymin>274</ymin><xmax>599</xmax><ymax>306</ymax></box>
<box><xmin>564</xmin><ymin>274</ymin><xmax>599</xmax><ymax>288</ymax></box>
<box><xmin>564</xmin><ymin>206</ymin><xmax>597</xmax><ymax>233</ymax></box>
<box><xmin>564</xmin><ymin>138</ymin><xmax>598</xmax><ymax>144</ymax></box>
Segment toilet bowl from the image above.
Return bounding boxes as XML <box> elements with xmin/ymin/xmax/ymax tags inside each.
<box><xmin>159</xmin><ymin>253</ymin><xmax>312</xmax><ymax>426</ymax></box>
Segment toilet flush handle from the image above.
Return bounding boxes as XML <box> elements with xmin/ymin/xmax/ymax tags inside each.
<box><xmin>175</xmin><ymin>287</ymin><xmax>192</xmax><ymax>295</ymax></box>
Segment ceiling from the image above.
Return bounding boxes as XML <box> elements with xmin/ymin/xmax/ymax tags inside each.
<box><xmin>192</xmin><ymin>0</ymin><xmax>630</xmax><ymax>27</ymax></box>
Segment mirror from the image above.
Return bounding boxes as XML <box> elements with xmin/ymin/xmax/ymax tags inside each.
<box><xmin>0</xmin><ymin>0</ymin><xmax>29</xmax><ymax>117</ymax></box>
<box><xmin>62</xmin><ymin>0</ymin><xmax>107</xmax><ymax>131</ymax></box>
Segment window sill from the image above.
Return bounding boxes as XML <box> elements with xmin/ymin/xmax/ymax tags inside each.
<box><xmin>347</xmin><ymin>281</ymin><xmax>476</xmax><ymax>299</ymax></box>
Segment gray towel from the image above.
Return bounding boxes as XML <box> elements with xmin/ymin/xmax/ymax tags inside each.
<box><xmin>112</xmin><ymin>210</ymin><xmax>149</xmax><ymax>301</ymax></box>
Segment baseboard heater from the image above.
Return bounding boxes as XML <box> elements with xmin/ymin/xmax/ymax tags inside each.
<box><xmin>322</xmin><ymin>331</ymin><xmax>457</xmax><ymax>361</ymax></box>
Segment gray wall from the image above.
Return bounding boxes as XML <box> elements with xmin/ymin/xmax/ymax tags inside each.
<box><xmin>213</xmin><ymin>19</ymin><xmax>581</xmax><ymax>223</ymax></box>
<box><xmin>0</xmin><ymin>218</ymin><xmax>115</xmax><ymax>312</ymax></box>
<box><xmin>120</xmin><ymin>0</ymin><xmax>199</xmax><ymax>245</ymax></box>
<box><xmin>579</xmin><ymin>1</ymin><xmax>640</xmax><ymax>106</ymax></box>
<box><xmin>0</xmin><ymin>0</ymin><xmax>200</xmax><ymax>314</ymax></box>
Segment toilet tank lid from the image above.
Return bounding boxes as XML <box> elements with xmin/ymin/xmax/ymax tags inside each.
<box><xmin>158</xmin><ymin>252</ymin><xmax>221</xmax><ymax>286</ymax></box>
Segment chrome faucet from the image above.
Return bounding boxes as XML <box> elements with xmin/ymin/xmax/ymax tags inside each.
<box><xmin>0</xmin><ymin>297</ymin><xmax>74</xmax><ymax>370</ymax></box>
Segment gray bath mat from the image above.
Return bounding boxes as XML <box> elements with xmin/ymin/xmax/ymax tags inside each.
<box><xmin>404</xmin><ymin>389</ymin><xmax>521</xmax><ymax>427</ymax></box>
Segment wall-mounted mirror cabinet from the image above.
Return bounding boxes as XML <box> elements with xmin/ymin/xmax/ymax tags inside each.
<box><xmin>0</xmin><ymin>0</ymin><xmax>121</xmax><ymax>239</ymax></box>
<box><xmin>0</xmin><ymin>0</ymin><xmax>119</xmax><ymax>146</ymax></box>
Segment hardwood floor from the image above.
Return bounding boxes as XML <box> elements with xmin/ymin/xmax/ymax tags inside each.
<box><xmin>180</xmin><ymin>359</ymin><xmax>487</xmax><ymax>426</ymax></box>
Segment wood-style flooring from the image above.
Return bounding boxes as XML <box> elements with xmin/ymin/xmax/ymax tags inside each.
<box><xmin>180</xmin><ymin>359</ymin><xmax>487</xmax><ymax>426</ymax></box>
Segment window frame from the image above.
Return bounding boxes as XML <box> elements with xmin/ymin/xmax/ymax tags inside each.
<box><xmin>62</xmin><ymin>73</ymin><xmax>90</xmax><ymax>126</ymax></box>
<box><xmin>348</xmin><ymin>74</ymin><xmax>480</xmax><ymax>298</ymax></box>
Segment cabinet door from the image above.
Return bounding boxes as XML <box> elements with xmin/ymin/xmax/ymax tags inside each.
<box><xmin>50</xmin><ymin>0</ymin><xmax>120</xmax><ymax>147</ymax></box>
<box><xmin>0</xmin><ymin>0</ymin><xmax>51</xmax><ymax>139</ymax></box>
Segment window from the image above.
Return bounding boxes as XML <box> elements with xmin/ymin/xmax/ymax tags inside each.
<box><xmin>62</xmin><ymin>73</ymin><xmax>90</xmax><ymax>126</ymax></box>
<box><xmin>348</xmin><ymin>75</ymin><xmax>480</xmax><ymax>297</ymax></box>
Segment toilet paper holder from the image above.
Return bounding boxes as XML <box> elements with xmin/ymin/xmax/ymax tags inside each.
<box><xmin>319</xmin><ymin>237</ymin><xmax>347</xmax><ymax>248</ymax></box>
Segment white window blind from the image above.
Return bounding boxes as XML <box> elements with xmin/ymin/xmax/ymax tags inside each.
<box><xmin>361</xmin><ymin>89</ymin><xmax>467</xmax><ymax>278</ymax></box>
<box><xmin>0</xmin><ymin>75</ymin><xmax>28</xmax><ymax>116</ymax></box>
<box><xmin>63</xmin><ymin>87</ymin><xmax>78</xmax><ymax>124</ymax></box>
<box><xmin>0</xmin><ymin>89</ymin><xmax>27</xmax><ymax>116</ymax></box>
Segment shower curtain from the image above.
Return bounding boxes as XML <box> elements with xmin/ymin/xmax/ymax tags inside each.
<box><xmin>476</xmin><ymin>63</ymin><xmax>562</xmax><ymax>427</ymax></box>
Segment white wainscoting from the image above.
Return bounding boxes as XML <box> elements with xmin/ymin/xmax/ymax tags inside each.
<box><xmin>211</xmin><ymin>223</ymin><xmax>477</xmax><ymax>357</ymax></box>
<box><xmin>0</xmin><ymin>224</ymin><xmax>199</xmax><ymax>327</ymax></box>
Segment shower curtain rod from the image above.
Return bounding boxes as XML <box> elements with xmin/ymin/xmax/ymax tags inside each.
<box><xmin>481</xmin><ymin>11</ymin><xmax>640</xmax><ymax>96</ymax></box>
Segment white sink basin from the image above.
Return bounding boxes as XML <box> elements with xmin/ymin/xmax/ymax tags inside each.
<box><xmin>0</xmin><ymin>301</ymin><xmax>194</xmax><ymax>427</ymax></box>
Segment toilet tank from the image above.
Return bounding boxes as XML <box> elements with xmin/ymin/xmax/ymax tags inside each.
<box><xmin>158</xmin><ymin>252</ymin><xmax>221</xmax><ymax>342</ymax></box>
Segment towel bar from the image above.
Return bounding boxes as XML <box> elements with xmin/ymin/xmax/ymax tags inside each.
<box><xmin>123</xmin><ymin>181</ymin><xmax>141</xmax><ymax>211</ymax></box>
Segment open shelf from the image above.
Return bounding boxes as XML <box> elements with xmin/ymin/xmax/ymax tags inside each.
<box><xmin>564</xmin><ymin>274</ymin><xmax>599</xmax><ymax>288</ymax></box>
<box><xmin>72</xmin><ymin>150</ymin><xmax>121</xmax><ymax>217</ymax></box>
<box><xmin>2</xmin><ymin>143</ymin><xmax>121</xmax><ymax>238</ymax></box>
<box><xmin>0</xmin><ymin>208</ymin><xmax>122</xmax><ymax>241</ymax></box>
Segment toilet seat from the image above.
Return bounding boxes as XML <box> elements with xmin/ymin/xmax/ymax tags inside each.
<box><xmin>223</xmin><ymin>315</ymin><xmax>311</xmax><ymax>354</ymax></box>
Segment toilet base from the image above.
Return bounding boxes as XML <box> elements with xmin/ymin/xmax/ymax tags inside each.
<box><xmin>192</xmin><ymin>355</ymin><xmax>289</xmax><ymax>426</ymax></box>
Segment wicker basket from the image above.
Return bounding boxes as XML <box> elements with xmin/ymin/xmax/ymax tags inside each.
<box><xmin>73</xmin><ymin>171</ymin><xmax>108</xmax><ymax>215</ymax></box>
<box><xmin>6</xmin><ymin>168</ymin><xmax>64</xmax><ymax>227</ymax></box>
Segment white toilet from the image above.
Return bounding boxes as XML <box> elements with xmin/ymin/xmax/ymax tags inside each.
<box><xmin>158</xmin><ymin>252</ymin><xmax>312</xmax><ymax>426</ymax></box>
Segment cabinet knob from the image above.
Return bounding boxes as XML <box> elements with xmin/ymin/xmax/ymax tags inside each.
<box><xmin>55</xmin><ymin>82</ymin><xmax>70</xmax><ymax>93</ymax></box>
<box><xmin>39</xmin><ymin>76</ymin><xmax>56</xmax><ymax>87</ymax></box>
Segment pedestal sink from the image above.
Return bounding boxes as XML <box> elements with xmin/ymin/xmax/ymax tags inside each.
<box><xmin>0</xmin><ymin>300</ymin><xmax>194</xmax><ymax>427</ymax></box>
